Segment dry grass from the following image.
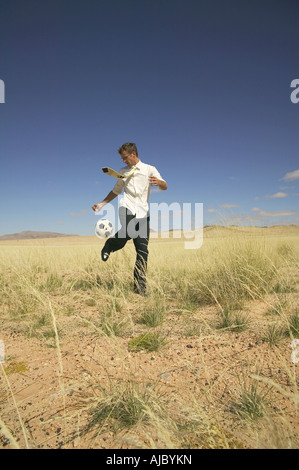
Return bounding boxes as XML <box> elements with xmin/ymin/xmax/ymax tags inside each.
<box><xmin>0</xmin><ymin>226</ymin><xmax>298</xmax><ymax>449</ymax></box>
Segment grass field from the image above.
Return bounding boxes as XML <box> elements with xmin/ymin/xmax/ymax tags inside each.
<box><xmin>0</xmin><ymin>225</ymin><xmax>299</xmax><ymax>449</ymax></box>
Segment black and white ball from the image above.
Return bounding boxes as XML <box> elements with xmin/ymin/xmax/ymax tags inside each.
<box><xmin>95</xmin><ymin>218</ymin><xmax>114</xmax><ymax>239</ymax></box>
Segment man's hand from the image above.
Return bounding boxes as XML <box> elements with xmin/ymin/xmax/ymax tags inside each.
<box><xmin>149</xmin><ymin>177</ymin><xmax>167</xmax><ymax>190</ymax></box>
<box><xmin>92</xmin><ymin>202</ymin><xmax>105</xmax><ymax>212</ymax></box>
<box><xmin>92</xmin><ymin>191</ymin><xmax>118</xmax><ymax>212</ymax></box>
<box><xmin>149</xmin><ymin>176</ymin><xmax>159</xmax><ymax>186</ymax></box>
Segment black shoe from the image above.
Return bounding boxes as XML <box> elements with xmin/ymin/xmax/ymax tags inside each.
<box><xmin>133</xmin><ymin>286</ymin><xmax>147</xmax><ymax>297</ymax></box>
<box><xmin>101</xmin><ymin>248</ymin><xmax>110</xmax><ymax>262</ymax></box>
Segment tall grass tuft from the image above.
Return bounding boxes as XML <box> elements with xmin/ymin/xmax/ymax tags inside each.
<box><xmin>128</xmin><ymin>332</ymin><xmax>166</xmax><ymax>352</ymax></box>
<box><xmin>216</xmin><ymin>309</ymin><xmax>250</xmax><ymax>332</ymax></box>
<box><xmin>139</xmin><ymin>299</ymin><xmax>165</xmax><ymax>327</ymax></box>
<box><xmin>230</xmin><ymin>377</ymin><xmax>271</xmax><ymax>421</ymax></box>
<box><xmin>263</xmin><ymin>323</ymin><xmax>286</xmax><ymax>347</ymax></box>
<box><xmin>287</xmin><ymin>312</ymin><xmax>299</xmax><ymax>338</ymax></box>
<box><xmin>85</xmin><ymin>381</ymin><xmax>163</xmax><ymax>436</ymax></box>
<box><xmin>100</xmin><ymin>313</ymin><xmax>130</xmax><ymax>337</ymax></box>
<box><xmin>167</xmin><ymin>241</ymin><xmax>279</xmax><ymax>311</ymax></box>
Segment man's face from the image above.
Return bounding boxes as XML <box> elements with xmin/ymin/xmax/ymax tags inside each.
<box><xmin>120</xmin><ymin>151</ymin><xmax>138</xmax><ymax>167</ymax></box>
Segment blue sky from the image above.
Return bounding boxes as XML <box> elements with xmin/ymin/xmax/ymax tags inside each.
<box><xmin>0</xmin><ymin>0</ymin><xmax>298</xmax><ymax>235</ymax></box>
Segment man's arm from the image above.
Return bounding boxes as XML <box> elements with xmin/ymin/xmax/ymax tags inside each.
<box><xmin>149</xmin><ymin>177</ymin><xmax>168</xmax><ymax>190</ymax></box>
<box><xmin>92</xmin><ymin>191</ymin><xmax>118</xmax><ymax>212</ymax></box>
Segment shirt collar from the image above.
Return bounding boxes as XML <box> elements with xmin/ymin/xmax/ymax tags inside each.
<box><xmin>123</xmin><ymin>159</ymin><xmax>143</xmax><ymax>172</ymax></box>
<box><xmin>135</xmin><ymin>159</ymin><xmax>143</xmax><ymax>170</ymax></box>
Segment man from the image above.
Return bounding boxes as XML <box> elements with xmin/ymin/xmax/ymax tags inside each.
<box><xmin>92</xmin><ymin>142</ymin><xmax>167</xmax><ymax>296</ymax></box>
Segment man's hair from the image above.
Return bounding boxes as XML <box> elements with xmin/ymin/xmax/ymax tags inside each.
<box><xmin>118</xmin><ymin>142</ymin><xmax>138</xmax><ymax>157</ymax></box>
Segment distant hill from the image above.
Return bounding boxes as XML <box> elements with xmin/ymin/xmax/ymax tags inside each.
<box><xmin>158</xmin><ymin>224</ymin><xmax>299</xmax><ymax>239</ymax></box>
<box><xmin>0</xmin><ymin>225</ymin><xmax>298</xmax><ymax>242</ymax></box>
<box><xmin>0</xmin><ymin>231</ymin><xmax>78</xmax><ymax>241</ymax></box>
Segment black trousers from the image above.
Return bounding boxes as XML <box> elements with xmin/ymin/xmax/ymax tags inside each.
<box><xmin>104</xmin><ymin>207</ymin><xmax>150</xmax><ymax>293</ymax></box>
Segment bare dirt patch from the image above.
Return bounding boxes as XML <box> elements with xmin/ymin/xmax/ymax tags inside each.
<box><xmin>1</xmin><ymin>292</ymin><xmax>298</xmax><ymax>449</ymax></box>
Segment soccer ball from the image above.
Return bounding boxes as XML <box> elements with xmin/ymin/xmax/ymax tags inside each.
<box><xmin>95</xmin><ymin>218</ymin><xmax>114</xmax><ymax>239</ymax></box>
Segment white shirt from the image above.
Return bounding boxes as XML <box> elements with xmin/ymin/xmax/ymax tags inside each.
<box><xmin>112</xmin><ymin>160</ymin><xmax>165</xmax><ymax>218</ymax></box>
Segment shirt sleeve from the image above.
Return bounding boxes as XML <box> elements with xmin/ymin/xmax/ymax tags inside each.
<box><xmin>150</xmin><ymin>165</ymin><xmax>166</xmax><ymax>182</ymax></box>
<box><xmin>112</xmin><ymin>178</ymin><xmax>125</xmax><ymax>195</ymax></box>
